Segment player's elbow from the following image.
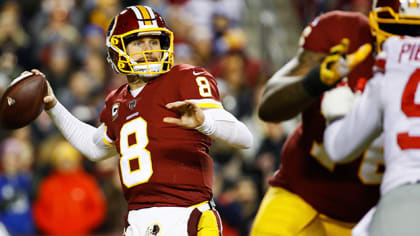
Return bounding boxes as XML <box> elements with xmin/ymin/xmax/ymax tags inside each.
<box><xmin>258</xmin><ymin>108</ymin><xmax>280</xmax><ymax>123</ymax></box>
<box><xmin>258</xmin><ymin>103</ymin><xmax>295</xmax><ymax>122</ymax></box>
<box><xmin>83</xmin><ymin>154</ymin><xmax>104</xmax><ymax>162</ymax></box>
<box><xmin>258</xmin><ymin>101</ymin><xmax>280</xmax><ymax>122</ymax></box>
<box><xmin>222</xmin><ymin>123</ymin><xmax>253</xmax><ymax>149</ymax></box>
<box><xmin>240</xmin><ymin>130</ymin><xmax>253</xmax><ymax>149</ymax></box>
<box><xmin>258</xmin><ymin>103</ymin><xmax>271</xmax><ymax>121</ymax></box>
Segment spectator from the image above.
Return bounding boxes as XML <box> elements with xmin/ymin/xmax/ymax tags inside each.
<box><xmin>93</xmin><ymin>157</ymin><xmax>127</xmax><ymax>233</ymax></box>
<box><xmin>76</xmin><ymin>24</ymin><xmax>107</xmax><ymax>63</ymax></box>
<box><xmin>33</xmin><ymin>141</ymin><xmax>106</xmax><ymax>235</ymax></box>
<box><xmin>0</xmin><ymin>50</ymin><xmax>23</xmax><ymax>95</ymax></box>
<box><xmin>214</xmin><ymin>50</ymin><xmax>257</xmax><ymax>120</ymax></box>
<box><xmin>254</xmin><ymin>122</ymin><xmax>287</xmax><ymax>193</ymax></box>
<box><xmin>0</xmin><ymin>1</ymin><xmax>29</xmax><ymax>52</ymax></box>
<box><xmin>89</xmin><ymin>0</ymin><xmax>121</xmax><ymax>31</ymax></box>
<box><xmin>0</xmin><ymin>137</ymin><xmax>36</xmax><ymax>235</ymax></box>
<box><xmin>40</xmin><ymin>41</ymin><xmax>73</xmax><ymax>90</ymax></box>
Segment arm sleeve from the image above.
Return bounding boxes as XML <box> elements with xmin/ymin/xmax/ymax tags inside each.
<box><xmin>46</xmin><ymin>101</ymin><xmax>118</xmax><ymax>161</ymax></box>
<box><xmin>323</xmin><ymin>76</ymin><xmax>383</xmax><ymax>163</ymax></box>
<box><xmin>195</xmin><ymin>108</ymin><xmax>253</xmax><ymax>149</ymax></box>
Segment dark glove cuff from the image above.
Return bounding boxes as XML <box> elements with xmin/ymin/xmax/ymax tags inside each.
<box><xmin>302</xmin><ymin>66</ymin><xmax>333</xmax><ymax>97</ymax></box>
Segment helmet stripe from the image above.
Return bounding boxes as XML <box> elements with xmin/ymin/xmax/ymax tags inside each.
<box><xmin>129</xmin><ymin>6</ymin><xmax>142</xmax><ymax>19</ymax></box>
<box><xmin>137</xmin><ymin>6</ymin><xmax>152</xmax><ymax>25</ymax></box>
<box><xmin>144</xmin><ymin>6</ymin><xmax>157</xmax><ymax>23</ymax></box>
<box><xmin>144</xmin><ymin>6</ymin><xmax>158</xmax><ymax>27</ymax></box>
<box><xmin>128</xmin><ymin>6</ymin><xmax>143</xmax><ymax>28</ymax></box>
<box><xmin>409</xmin><ymin>0</ymin><xmax>419</xmax><ymax>8</ymax></box>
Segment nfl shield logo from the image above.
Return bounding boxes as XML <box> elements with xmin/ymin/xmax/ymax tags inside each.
<box><xmin>129</xmin><ymin>100</ymin><xmax>136</xmax><ymax>110</ymax></box>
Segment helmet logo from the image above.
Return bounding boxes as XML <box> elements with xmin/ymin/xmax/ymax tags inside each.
<box><xmin>146</xmin><ymin>223</ymin><xmax>161</xmax><ymax>236</ymax></box>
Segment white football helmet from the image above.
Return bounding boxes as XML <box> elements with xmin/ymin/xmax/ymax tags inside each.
<box><xmin>370</xmin><ymin>0</ymin><xmax>420</xmax><ymax>52</ymax></box>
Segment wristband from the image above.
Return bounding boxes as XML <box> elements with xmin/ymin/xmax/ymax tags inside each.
<box><xmin>195</xmin><ymin>112</ymin><xmax>216</xmax><ymax>136</ymax></box>
<box><xmin>302</xmin><ymin>66</ymin><xmax>333</xmax><ymax>97</ymax></box>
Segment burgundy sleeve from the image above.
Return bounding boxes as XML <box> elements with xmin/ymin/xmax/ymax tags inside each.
<box><xmin>179</xmin><ymin>67</ymin><xmax>221</xmax><ymax>102</ymax></box>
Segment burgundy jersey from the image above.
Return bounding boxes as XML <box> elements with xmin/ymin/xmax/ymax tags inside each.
<box><xmin>100</xmin><ymin>64</ymin><xmax>222</xmax><ymax>210</ymax></box>
<box><xmin>269</xmin><ymin>11</ymin><xmax>382</xmax><ymax>222</ymax></box>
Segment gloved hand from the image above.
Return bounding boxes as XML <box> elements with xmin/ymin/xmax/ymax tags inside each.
<box><xmin>321</xmin><ymin>81</ymin><xmax>362</xmax><ymax>124</ymax></box>
<box><xmin>320</xmin><ymin>38</ymin><xmax>372</xmax><ymax>86</ymax></box>
<box><xmin>303</xmin><ymin>38</ymin><xmax>372</xmax><ymax>97</ymax></box>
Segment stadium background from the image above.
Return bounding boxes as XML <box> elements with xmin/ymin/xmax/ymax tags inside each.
<box><xmin>0</xmin><ymin>0</ymin><xmax>370</xmax><ymax>235</ymax></box>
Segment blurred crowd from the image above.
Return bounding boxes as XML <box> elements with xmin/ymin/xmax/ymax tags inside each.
<box><xmin>0</xmin><ymin>0</ymin><xmax>370</xmax><ymax>235</ymax></box>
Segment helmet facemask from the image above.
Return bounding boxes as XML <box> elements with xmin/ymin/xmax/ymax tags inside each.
<box><xmin>370</xmin><ymin>1</ymin><xmax>420</xmax><ymax>52</ymax></box>
<box><xmin>108</xmin><ymin>29</ymin><xmax>174</xmax><ymax>77</ymax></box>
<box><xmin>106</xmin><ymin>6</ymin><xmax>174</xmax><ymax>77</ymax></box>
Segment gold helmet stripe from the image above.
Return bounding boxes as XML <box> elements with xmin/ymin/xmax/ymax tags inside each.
<box><xmin>137</xmin><ymin>6</ymin><xmax>152</xmax><ymax>25</ymax></box>
<box><xmin>409</xmin><ymin>0</ymin><xmax>419</xmax><ymax>8</ymax></box>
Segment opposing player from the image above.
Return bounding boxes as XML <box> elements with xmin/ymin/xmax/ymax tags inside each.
<box><xmin>251</xmin><ymin>1</ymin><xmax>420</xmax><ymax>235</ymax></box>
<box><xmin>34</xmin><ymin>5</ymin><xmax>253</xmax><ymax>236</ymax></box>
<box><xmin>324</xmin><ymin>36</ymin><xmax>420</xmax><ymax>236</ymax></box>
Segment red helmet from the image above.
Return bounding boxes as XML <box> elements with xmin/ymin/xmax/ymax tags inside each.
<box><xmin>370</xmin><ymin>0</ymin><xmax>420</xmax><ymax>52</ymax></box>
<box><xmin>106</xmin><ymin>6</ymin><xmax>174</xmax><ymax>76</ymax></box>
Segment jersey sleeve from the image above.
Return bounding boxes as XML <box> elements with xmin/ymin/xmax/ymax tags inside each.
<box><xmin>179</xmin><ymin>67</ymin><xmax>223</xmax><ymax>109</ymax></box>
<box><xmin>99</xmin><ymin>93</ymin><xmax>116</xmax><ymax>145</ymax></box>
<box><xmin>324</xmin><ymin>75</ymin><xmax>384</xmax><ymax>163</ymax></box>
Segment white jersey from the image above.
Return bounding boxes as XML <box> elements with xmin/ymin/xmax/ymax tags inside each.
<box><xmin>324</xmin><ymin>36</ymin><xmax>420</xmax><ymax>195</ymax></box>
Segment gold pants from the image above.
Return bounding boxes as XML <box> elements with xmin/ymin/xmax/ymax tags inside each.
<box><xmin>250</xmin><ymin>187</ymin><xmax>355</xmax><ymax>236</ymax></box>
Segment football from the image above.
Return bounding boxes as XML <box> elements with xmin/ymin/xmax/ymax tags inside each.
<box><xmin>0</xmin><ymin>73</ymin><xmax>48</xmax><ymax>129</ymax></box>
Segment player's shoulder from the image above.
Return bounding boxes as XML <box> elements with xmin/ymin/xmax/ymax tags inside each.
<box><xmin>168</xmin><ymin>64</ymin><xmax>215</xmax><ymax>82</ymax></box>
<box><xmin>300</xmin><ymin>10</ymin><xmax>371</xmax><ymax>53</ymax></box>
<box><xmin>382</xmin><ymin>36</ymin><xmax>419</xmax><ymax>52</ymax></box>
<box><xmin>309</xmin><ymin>10</ymin><xmax>369</xmax><ymax>33</ymax></box>
<box><xmin>381</xmin><ymin>36</ymin><xmax>420</xmax><ymax>73</ymax></box>
<box><xmin>170</xmin><ymin>63</ymin><xmax>212</xmax><ymax>75</ymax></box>
<box><xmin>104</xmin><ymin>83</ymin><xmax>128</xmax><ymax>104</ymax></box>
<box><xmin>320</xmin><ymin>10</ymin><xmax>367</xmax><ymax>21</ymax></box>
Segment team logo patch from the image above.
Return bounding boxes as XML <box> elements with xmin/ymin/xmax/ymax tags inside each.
<box><xmin>112</xmin><ymin>103</ymin><xmax>120</xmax><ymax>121</ymax></box>
<box><xmin>129</xmin><ymin>100</ymin><xmax>136</xmax><ymax>110</ymax></box>
<box><xmin>146</xmin><ymin>223</ymin><xmax>161</xmax><ymax>236</ymax></box>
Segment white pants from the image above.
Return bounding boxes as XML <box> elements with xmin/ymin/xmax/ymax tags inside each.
<box><xmin>125</xmin><ymin>201</ymin><xmax>220</xmax><ymax>236</ymax></box>
<box><xmin>353</xmin><ymin>183</ymin><xmax>420</xmax><ymax>236</ymax></box>
<box><xmin>352</xmin><ymin>207</ymin><xmax>376</xmax><ymax>236</ymax></box>
<box><xmin>369</xmin><ymin>183</ymin><xmax>420</xmax><ymax>236</ymax></box>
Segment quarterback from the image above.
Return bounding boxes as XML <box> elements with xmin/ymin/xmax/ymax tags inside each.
<box><xmin>35</xmin><ymin>5</ymin><xmax>252</xmax><ymax>236</ymax></box>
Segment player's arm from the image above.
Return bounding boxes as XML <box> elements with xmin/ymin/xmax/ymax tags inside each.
<box><xmin>323</xmin><ymin>76</ymin><xmax>383</xmax><ymax>163</ymax></box>
<box><xmin>163</xmin><ymin>100</ymin><xmax>252</xmax><ymax>149</ymax></box>
<box><xmin>43</xmin><ymin>78</ymin><xmax>118</xmax><ymax>161</ymax></box>
<box><xmin>258</xmin><ymin>48</ymin><xmax>326</xmax><ymax>122</ymax></box>
<box><xmin>259</xmin><ymin>39</ymin><xmax>372</xmax><ymax>122</ymax></box>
